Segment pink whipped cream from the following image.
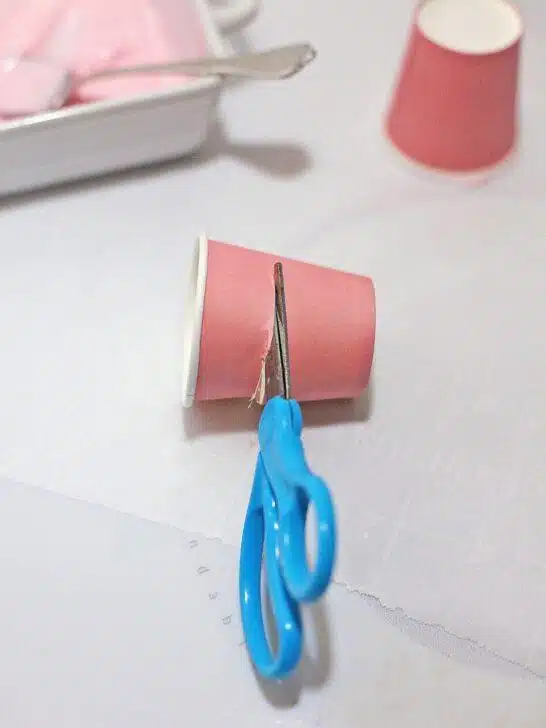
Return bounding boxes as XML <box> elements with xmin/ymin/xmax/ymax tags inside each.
<box><xmin>0</xmin><ymin>0</ymin><xmax>208</xmax><ymax>119</ymax></box>
<box><xmin>0</xmin><ymin>58</ymin><xmax>67</xmax><ymax>116</ymax></box>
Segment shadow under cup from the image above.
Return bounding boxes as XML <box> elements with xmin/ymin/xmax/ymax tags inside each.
<box><xmin>181</xmin><ymin>235</ymin><xmax>376</xmax><ymax>407</ymax></box>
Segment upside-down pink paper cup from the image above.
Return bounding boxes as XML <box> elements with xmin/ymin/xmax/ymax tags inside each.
<box><xmin>181</xmin><ymin>235</ymin><xmax>376</xmax><ymax>407</ymax></box>
<box><xmin>386</xmin><ymin>0</ymin><xmax>523</xmax><ymax>173</ymax></box>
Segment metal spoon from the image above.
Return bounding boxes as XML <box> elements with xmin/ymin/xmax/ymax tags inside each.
<box><xmin>87</xmin><ymin>43</ymin><xmax>316</xmax><ymax>82</ymax></box>
<box><xmin>0</xmin><ymin>43</ymin><xmax>316</xmax><ymax>117</ymax></box>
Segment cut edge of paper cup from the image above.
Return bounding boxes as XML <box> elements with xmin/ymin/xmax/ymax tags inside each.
<box><xmin>250</xmin><ymin>351</ymin><xmax>269</xmax><ymax>407</ymax></box>
<box><xmin>181</xmin><ymin>234</ymin><xmax>208</xmax><ymax>408</ymax></box>
<box><xmin>249</xmin><ymin>331</ymin><xmax>275</xmax><ymax>408</ymax></box>
<box><xmin>249</xmin><ymin>271</ymin><xmax>276</xmax><ymax>408</ymax></box>
<box><xmin>417</xmin><ymin>0</ymin><xmax>522</xmax><ymax>55</ymax></box>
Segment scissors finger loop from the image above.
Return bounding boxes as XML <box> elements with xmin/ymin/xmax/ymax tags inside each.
<box><xmin>280</xmin><ymin>473</ymin><xmax>336</xmax><ymax>603</ymax></box>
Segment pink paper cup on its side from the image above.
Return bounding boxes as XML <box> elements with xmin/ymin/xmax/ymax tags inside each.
<box><xmin>385</xmin><ymin>0</ymin><xmax>523</xmax><ymax>173</ymax></box>
<box><xmin>181</xmin><ymin>235</ymin><xmax>376</xmax><ymax>407</ymax></box>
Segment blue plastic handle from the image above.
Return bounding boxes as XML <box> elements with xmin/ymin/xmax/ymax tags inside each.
<box><xmin>239</xmin><ymin>453</ymin><xmax>303</xmax><ymax>679</ymax></box>
<box><xmin>239</xmin><ymin>396</ymin><xmax>337</xmax><ymax>679</ymax></box>
<box><xmin>258</xmin><ymin>397</ymin><xmax>336</xmax><ymax>603</ymax></box>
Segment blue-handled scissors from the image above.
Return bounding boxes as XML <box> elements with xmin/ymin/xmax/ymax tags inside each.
<box><xmin>239</xmin><ymin>262</ymin><xmax>337</xmax><ymax>680</ymax></box>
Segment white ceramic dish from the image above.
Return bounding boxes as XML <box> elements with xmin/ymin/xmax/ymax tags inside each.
<box><xmin>0</xmin><ymin>0</ymin><xmax>258</xmax><ymax>198</ymax></box>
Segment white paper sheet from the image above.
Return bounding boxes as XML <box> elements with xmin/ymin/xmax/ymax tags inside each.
<box><xmin>1</xmin><ymin>476</ymin><xmax>545</xmax><ymax>728</ymax></box>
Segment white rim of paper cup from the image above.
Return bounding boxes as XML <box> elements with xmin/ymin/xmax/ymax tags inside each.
<box><xmin>417</xmin><ymin>0</ymin><xmax>522</xmax><ymax>55</ymax></box>
<box><xmin>181</xmin><ymin>234</ymin><xmax>208</xmax><ymax>408</ymax></box>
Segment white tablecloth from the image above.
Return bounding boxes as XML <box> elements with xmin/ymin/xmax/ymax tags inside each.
<box><xmin>0</xmin><ymin>0</ymin><xmax>545</xmax><ymax>723</ymax></box>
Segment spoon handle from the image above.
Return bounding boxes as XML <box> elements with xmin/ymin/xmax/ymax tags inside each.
<box><xmin>83</xmin><ymin>43</ymin><xmax>316</xmax><ymax>82</ymax></box>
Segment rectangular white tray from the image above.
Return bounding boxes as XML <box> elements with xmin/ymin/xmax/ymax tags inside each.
<box><xmin>0</xmin><ymin>0</ymin><xmax>258</xmax><ymax>197</ymax></box>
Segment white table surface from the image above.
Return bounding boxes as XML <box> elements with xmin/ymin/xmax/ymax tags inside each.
<box><xmin>1</xmin><ymin>0</ymin><xmax>546</xmax><ymax>724</ymax></box>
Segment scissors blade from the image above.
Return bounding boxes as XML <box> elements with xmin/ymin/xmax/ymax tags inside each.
<box><xmin>273</xmin><ymin>262</ymin><xmax>291</xmax><ymax>400</ymax></box>
<box><xmin>263</xmin><ymin>262</ymin><xmax>292</xmax><ymax>401</ymax></box>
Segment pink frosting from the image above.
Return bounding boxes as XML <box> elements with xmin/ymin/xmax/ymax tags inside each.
<box><xmin>0</xmin><ymin>0</ymin><xmax>208</xmax><ymax>119</ymax></box>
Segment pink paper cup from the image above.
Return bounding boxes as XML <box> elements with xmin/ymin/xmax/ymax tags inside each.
<box><xmin>181</xmin><ymin>235</ymin><xmax>376</xmax><ymax>407</ymax></box>
<box><xmin>385</xmin><ymin>0</ymin><xmax>523</xmax><ymax>173</ymax></box>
